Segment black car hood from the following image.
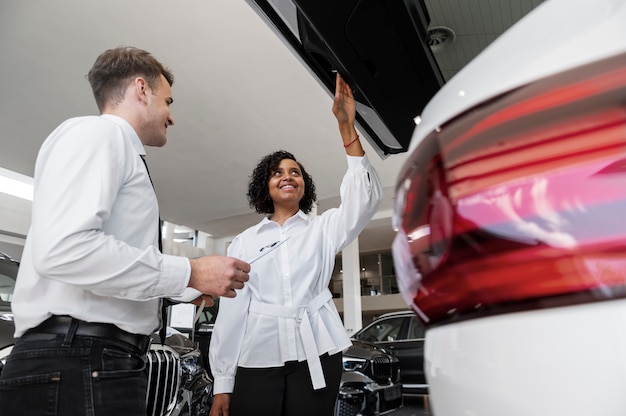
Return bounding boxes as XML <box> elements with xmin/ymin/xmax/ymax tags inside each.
<box><xmin>345</xmin><ymin>339</ymin><xmax>395</xmax><ymax>359</ymax></box>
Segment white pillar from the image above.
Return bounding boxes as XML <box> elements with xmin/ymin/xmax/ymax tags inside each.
<box><xmin>162</xmin><ymin>221</ymin><xmax>175</xmax><ymax>255</ymax></box>
<box><xmin>197</xmin><ymin>231</ymin><xmax>214</xmax><ymax>255</ymax></box>
<box><xmin>342</xmin><ymin>238</ymin><xmax>362</xmax><ymax>336</ymax></box>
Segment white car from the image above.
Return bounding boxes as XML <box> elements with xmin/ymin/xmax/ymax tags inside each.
<box><xmin>390</xmin><ymin>1</ymin><xmax>626</xmax><ymax>415</ymax></box>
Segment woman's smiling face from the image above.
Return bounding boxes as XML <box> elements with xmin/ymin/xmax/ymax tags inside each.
<box><xmin>268</xmin><ymin>158</ymin><xmax>305</xmax><ymax>207</ymax></box>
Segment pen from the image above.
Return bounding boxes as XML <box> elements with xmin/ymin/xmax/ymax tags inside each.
<box><xmin>247</xmin><ymin>236</ymin><xmax>291</xmax><ymax>264</ymax></box>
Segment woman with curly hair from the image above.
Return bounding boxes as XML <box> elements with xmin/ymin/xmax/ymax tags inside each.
<box><xmin>209</xmin><ymin>73</ymin><xmax>383</xmax><ymax>416</ymax></box>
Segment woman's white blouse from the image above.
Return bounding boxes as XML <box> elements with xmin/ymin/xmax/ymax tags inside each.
<box><xmin>210</xmin><ymin>154</ymin><xmax>383</xmax><ymax>394</ymax></box>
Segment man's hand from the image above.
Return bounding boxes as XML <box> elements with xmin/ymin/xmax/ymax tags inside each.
<box><xmin>188</xmin><ymin>255</ymin><xmax>250</xmax><ymax>299</ymax></box>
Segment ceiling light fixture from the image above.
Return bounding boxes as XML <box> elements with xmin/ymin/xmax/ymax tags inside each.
<box><xmin>0</xmin><ymin>167</ymin><xmax>33</xmax><ymax>201</ymax></box>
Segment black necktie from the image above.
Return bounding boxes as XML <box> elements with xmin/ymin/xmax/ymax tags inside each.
<box><xmin>141</xmin><ymin>155</ymin><xmax>168</xmax><ymax>345</ymax></box>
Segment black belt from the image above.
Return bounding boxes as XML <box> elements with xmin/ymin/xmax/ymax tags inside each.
<box><xmin>25</xmin><ymin>315</ymin><xmax>151</xmax><ymax>354</ymax></box>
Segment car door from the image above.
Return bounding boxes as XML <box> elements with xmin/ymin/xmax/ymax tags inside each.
<box><xmin>386</xmin><ymin>315</ymin><xmax>426</xmax><ymax>394</ymax></box>
<box><xmin>353</xmin><ymin>314</ymin><xmax>427</xmax><ymax>394</ymax></box>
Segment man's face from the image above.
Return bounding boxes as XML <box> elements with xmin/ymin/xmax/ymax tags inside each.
<box><xmin>142</xmin><ymin>74</ymin><xmax>174</xmax><ymax>147</ymax></box>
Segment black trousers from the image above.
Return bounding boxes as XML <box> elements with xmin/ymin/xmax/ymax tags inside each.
<box><xmin>230</xmin><ymin>352</ymin><xmax>342</xmax><ymax>416</ymax></box>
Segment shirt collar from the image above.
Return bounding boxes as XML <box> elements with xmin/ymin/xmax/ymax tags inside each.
<box><xmin>100</xmin><ymin>114</ymin><xmax>146</xmax><ymax>156</ymax></box>
<box><xmin>254</xmin><ymin>210</ymin><xmax>309</xmax><ymax>234</ymax></box>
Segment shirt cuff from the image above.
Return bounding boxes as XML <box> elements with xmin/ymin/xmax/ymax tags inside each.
<box><xmin>160</xmin><ymin>253</ymin><xmax>192</xmax><ymax>296</ymax></box>
<box><xmin>213</xmin><ymin>375</ymin><xmax>236</xmax><ymax>394</ymax></box>
<box><xmin>168</xmin><ymin>287</ymin><xmax>202</xmax><ymax>303</ymax></box>
<box><xmin>346</xmin><ymin>153</ymin><xmax>369</xmax><ymax>169</ymax></box>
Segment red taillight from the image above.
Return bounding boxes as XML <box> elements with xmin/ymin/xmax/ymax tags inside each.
<box><xmin>393</xmin><ymin>52</ymin><xmax>626</xmax><ymax>326</ymax></box>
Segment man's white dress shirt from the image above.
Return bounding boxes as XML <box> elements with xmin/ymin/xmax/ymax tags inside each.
<box><xmin>12</xmin><ymin>114</ymin><xmax>190</xmax><ymax>337</ymax></box>
<box><xmin>210</xmin><ymin>154</ymin><xmax>383</xmax><ymax>393</ymax></box>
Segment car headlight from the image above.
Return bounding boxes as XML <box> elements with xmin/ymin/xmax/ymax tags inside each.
<box><xmin>342</xmin><ymin>356</ymin><xmax>367</xmax><ymax>372</ymax></box>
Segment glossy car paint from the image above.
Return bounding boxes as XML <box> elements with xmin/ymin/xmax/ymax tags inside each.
<box><xmin>391</xmin><ymin>0</ymin><xmax>626</xmax><ymax>415</ymax></box>
<box><xmin>425</xmin><ymin>301</ymin><xmax>626</xmax><ymax>416</ymax></box>
<box><xmin>340</xmin><ymin>339</ymin><xmax>403</xmax><ymax>415</ymax></box>
<box><xmin>395</xmin><ymin>51</ymin><xmax>626</xmax><ymax>324</ymax></box>
<box><xmin>352</xmin><ymin>311</ymin><xmax>427</xmax><ymax>394</ymax></box>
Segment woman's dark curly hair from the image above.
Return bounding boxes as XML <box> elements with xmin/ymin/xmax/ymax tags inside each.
<box><xmin>247</xmin><ymin>150</ymin><xmax>317</xmax><ymax>214</ymax></box>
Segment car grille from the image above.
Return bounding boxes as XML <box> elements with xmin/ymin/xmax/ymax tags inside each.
<box><xmin>371</xmin><ymin>355</ymin><xmax>399</xmax><ymax>384</ymax></box>
<box><xmin>379</xmin><ymin>383</ymin><xmax>404</xmax><ymax>413</ymax></box>
<box><xmin>146</xmin><ymin>344</ymin><xmax>180</xmax><ymax>416</ymax></box>
<box><xmin>335</xmin><ymin>395</ymin><xmax>364</xmax><ymax>416</ymax></box>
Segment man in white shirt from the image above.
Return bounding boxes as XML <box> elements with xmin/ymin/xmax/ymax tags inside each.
<box><xmin>0</xmin><ymin>46</ymin><xmax>250</xmax><ymax>416</ymax></box>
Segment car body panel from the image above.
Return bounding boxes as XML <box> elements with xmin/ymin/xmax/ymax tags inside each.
<box><xmin>147</xmin><ymin>332</ymin><xmax>213</xmax><ymax>416</ymax></box>
<box><xmin>394</xmin><ymin>49</ymin><xmax>626</xmax><ymax>325</ymax></box>
<box><xmin>389</xmin><ymin>0</ymin><xmax>626</xmax><ymax>415</ymax></box>
<box><xmin>425</xmin><ymin>301</ymin><xmax>626</xmax><ymax>416</ymax></box>
<box><xmin>353</xmin><ymin>312</ymin><xmax>427</xmax><ymax>394</ymax></box>
<box><xmin>384</xmin><ymin>339</ymin><xmax>425</xmax><ymax>394</ymax></box>
<box><xmin>341</xmin><ymin>339</ymin><xmax>404</xmax><ymax>415</ymax></box>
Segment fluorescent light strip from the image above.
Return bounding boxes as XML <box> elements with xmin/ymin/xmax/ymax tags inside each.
<box><xmin>0</xmin><ymin>167</ymin><xmax>34</xmax><ymax>201</ymax></box>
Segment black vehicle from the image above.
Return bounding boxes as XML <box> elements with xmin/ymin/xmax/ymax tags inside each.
<box><xmin>193</xmin><ymin>301</ymin><xmax>403</xmax><ymax>416</ymax></box>
<box><xmin>339</xmin><ymin>339</ymin><xmax>403</xmax><ymax>416</ymax></box>
<box><xmin>146</xmin><ymin>331</ymin><xmax>213</xmax><ymax>416</ymax></box>
<box><xmin>0</xmin><ymin>252</ymin><xmax>18</xmax><ymax>352</ymax></box>
<box><xmin>353</xmin><ymin>311</ymin><xmax>427</xmax><ymax>395</ymax></box>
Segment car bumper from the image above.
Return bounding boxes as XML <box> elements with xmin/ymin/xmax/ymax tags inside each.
<box><xmin>336</xmin><ymin>371</ymin><xmax>403</xmax><ymax>416</ymax></box>
<box><xmin>425</xmin><ymin>300</ymin><xmax>626</xmax><ymax>416</ymax></box>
